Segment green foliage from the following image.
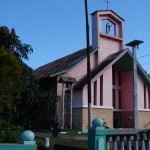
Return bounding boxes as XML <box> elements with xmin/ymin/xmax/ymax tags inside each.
<box><xmin>0</xmin><ymin>25</ymin><xmax>60</xmax><ymax>131</ymax></box>
<box><xmin>0</xmin><ymin>26</ymin><xmax>33</xmax><ymax>60</ymax></box>
<box><xmin>16</xmin><ymin>63</ymin><xmax>50</xmax><ymax>127</ymax></box>
<box><xmin>49</xmin><ymin>91</ymin><xmax>60</xmax><ymax>108</ymax></box>
<box><xmin>0</xmin><ymin>48</ymin><xmax>21</xmax><ymax>120</ymax></box>
<box><xmin>0</xmin><ymin>119</ymin><xmax>23</xmax><ymax>143</ymax></box>
<box><xmin>37</xmin><ymin>90</ymin><xmax>60</xmax><ymax>128</ymax></box>
<box><xmin>16</xmin><ymin>63</ymin><xmax>60</xmax><ymax>129</ymax></box>
<box><xmin>103</xmin><ymin>118</ymin><xmax>109</xmax><ymax>129</ymax></box>
<box><xmin>0</xmin><ymin>25</ymin><xmax>33</xmax><ymax>121</ymax></box>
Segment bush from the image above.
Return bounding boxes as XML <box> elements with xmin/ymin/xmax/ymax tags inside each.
<box><xmin>0</xmin><ymin>119</ymin><xmax>23</xmax><ymax>143</ymax></box>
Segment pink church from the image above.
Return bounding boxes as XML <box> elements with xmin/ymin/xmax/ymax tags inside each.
<box><xmin>34</xmin><ymin>10</ymin><xmax>150</xmax><ymax>129</ymax></box>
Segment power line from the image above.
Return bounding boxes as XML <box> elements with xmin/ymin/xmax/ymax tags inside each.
<box><xmin>137</xmin><ymin>53</ymin><xmax>150</xmax><ymax>59</ymax></box>
<box><xmin>142</xmin><ymin>61</ymin><xmax>150</xmax><ymax>65</ymax></box>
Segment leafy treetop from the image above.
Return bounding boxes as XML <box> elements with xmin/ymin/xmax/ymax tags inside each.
<box><xmin>0</xmin><ymin>26</ymin><xmax>33</xmax><ymax>60</ymax></box>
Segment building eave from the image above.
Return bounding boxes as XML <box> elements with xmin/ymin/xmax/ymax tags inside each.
<box><xmin>122</xmin><ymin>49</ymin><xmax>150</xmax><ymax>85</ymax></box>
<box><xmin>90</xmin><ymin>10</ymin><xmax>125</xmax><ymax>21</ymax></box>
<box><xmin>50</xmin><ymin>47</ymin><xmax>99</xmax><ymax>77</ymax></box>
<box><xmin>74</xmin><ymin>49</ymin><xmax>128</xmax><ymax>90</ymax></box>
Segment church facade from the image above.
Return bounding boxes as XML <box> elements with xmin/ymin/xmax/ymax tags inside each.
<box><xmin>34</xmin><ymin>10</ymin><xmax>150</xmax><ymax>129</ymax></box>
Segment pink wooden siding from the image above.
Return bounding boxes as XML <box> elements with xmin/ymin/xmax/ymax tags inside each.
<box><xmin>121</xmin><ymin>71</ymin><xmax>133</xmax><ymax>109</ymax></box>
<box><xmin>72</xmin><ymin>90</ymin><xmax>83</xmax><ymax>107</ymax></box>
<box><xmin>65</xmin><ymin>52</ymin><xmax>98</xmax><ymax>82</ymax></box>
<box><xmin>112</xmin><ymin>66</ymin><xmax>122</xmax><ymax>109</ymax></box>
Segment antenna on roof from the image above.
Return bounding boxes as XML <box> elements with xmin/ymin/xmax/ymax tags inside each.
<box><xmin>105</xmin><ymin>0</ymin><xmax>110</xmax><ymax>10</ymax></box>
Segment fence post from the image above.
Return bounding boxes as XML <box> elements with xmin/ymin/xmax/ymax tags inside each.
<box><xmin>106</xmin><ymin>136</ymin><xmax>111</xmax><ymax>150</ymax></box>
<box><xmin>134</xmin><ymin>134</ymin><xmax>139</xmax><ymax>150</ymax></box>
<box><xmin>127</xmin><ymin>135</ymin><xmax>132</xmax><ymax>150</ymax></box>
<box><xmin>120</xmin><ymin>135</ymin><xmax>125</xmax><ymax>150</ymax></box>
<box><xmin>21</xmin><ymin>130</ymin><xmax>37</xmax><ymax>150</ymax></box>
<box><xmin>44</xmin><ymin>137</ymin><xmax>50</xmax><ymax>147</ymax></box>
<box><xmin>113</xmin><ymin>136</ymin><xmax>118</xmax><ymax>150</ymax></box>
<box><xmin>147</xmin><ymin>133</ymin><xmax>150</xmax><ymax>150</ymax></box>
<box><xmin>88</xmin><ymin>118</ymin><xmax>139</xmax><ymax>150</ymax></box>
<box><xmin>88</xmin><ymin>118</ymin><xmax>106</xmax><ymax>150</ymax></box>
<box><xmin>141</xmin><ymin>133</ymin><xmax>146</xmax><ymax>150</ymax></box>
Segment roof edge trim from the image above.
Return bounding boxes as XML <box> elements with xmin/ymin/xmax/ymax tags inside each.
<box><xmin>91</xmin><ymin>49</ymin><xmax>128</xmax><ymax>81</ymax></box>
<box><xmin>50</xmin><ymin>47</ymin><xmax>99</xmax><ymax>77</ymax></box>
<box><xmin>90</xmin><ymin>10</ymin><xmax>125</xmax><ymax>21</ymax></box>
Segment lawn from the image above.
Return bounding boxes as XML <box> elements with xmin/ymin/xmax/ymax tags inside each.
<box><xmin>35</xmin><ymin>130</ymin><xmax>88</xmax><ymax>150</ymax></box>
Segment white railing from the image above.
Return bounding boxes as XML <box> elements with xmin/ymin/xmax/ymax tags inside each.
<box><xmin>105</xmin><ymin>130</ymin><xmax>150</xmax><ymax>150</ymax></box>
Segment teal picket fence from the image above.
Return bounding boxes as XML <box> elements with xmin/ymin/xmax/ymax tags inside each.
<box><xmin>88</xmin><ymin>118</ymin><xmax>150</xmax><ymax>150</ymax></box>
<box><xmin>0</xmin><ymin>144</ymin><xmax>37</xmax><ymax>150</ymax></box>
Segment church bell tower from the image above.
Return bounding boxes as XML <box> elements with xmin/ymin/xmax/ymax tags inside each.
<box><xmin>91</xmin><ymin>10</ymin><xmax>124</xmax><ymax>63</ymax></box>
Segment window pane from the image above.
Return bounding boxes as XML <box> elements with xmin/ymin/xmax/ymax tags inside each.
<box><xmin>100</xmin><ymin>75</ymin><xmax>103</xmax><ymax>106</ymax></box>
<box><xmin>94</xmin><ymin>81</ymin><xmax>97</xmax><ymax>105</ymax></box>
<box><xmin>113</xmin><ymin>89</ymin><xmax>116</xmax><ymax>108</ymax></box>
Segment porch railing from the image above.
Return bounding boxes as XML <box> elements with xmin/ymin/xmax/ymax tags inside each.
<box><xmin>88</xmin><ymin>118</ymin><xmax>150</xmax><ymax>150</ymax></box>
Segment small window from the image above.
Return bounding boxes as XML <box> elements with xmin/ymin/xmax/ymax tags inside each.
<box><xmin>144</xmin><ymin>84</ymin><xmax>146</xmax><ymax>109</ymax></box>
<box><xmin>94</xmin><ymin>81</ymin><xmax>97</xmax><ymax>105</ymax></box>
<box><xmin>118</xmin><ymin>72</ymin><xmax>121</xmax><ymax>86</ymax></box>
<box><xmin>118</xmin><ymin>90</ymin><xmax>122</xmax><ymax>109</ymax></box>
<box><xmin>112</xmin><ymin>66</ymin><xmax>115</xmax><ymax>85</ymax></box>
<box><xmin>113</xmin><ymin>89</ymin><xmax>116</xmax><ymax>109</ymax></box>
<box><xmin>94</xmin><ymin>51</ymin><xmax>98</xmax><ymax>67</ymax></box>
<box><xmin>148</xmin><ymin>89</ymin><xmax>150</xmax><ymax>109</ymax></box>
<box><xmin>100</xmin><ymin>75</ymin><xmax>103</xmax><ymax>106</ymax></box>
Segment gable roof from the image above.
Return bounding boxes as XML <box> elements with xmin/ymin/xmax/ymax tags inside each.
<box><xmin>74</xmin><ymin>49</ymin><xmax>150</xmax><ymax>90</ymax></box>
<box><xmin>91</xmin><ymin>10</ymin><xmax>125</xmax><ymax>21</ymax></box>
<box><xmin>74</xmin><ymin>49</ymin><xmax>127</xmax><ymax>89</ymax></box>
<box><xmin>115</xmin><ymin>50</ymin><xmax>150</xmax><ymax>86</ymax></box>
<box><xmin>33</xmin><ymin>47</ymin><xmax>98</xmax><ymax>79</ymax></box>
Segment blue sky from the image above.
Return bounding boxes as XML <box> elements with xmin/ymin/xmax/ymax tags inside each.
<box><xmin>0</xmin><ymin>0</ymin><xmax>150</xmax><ymax>73</ymax></box>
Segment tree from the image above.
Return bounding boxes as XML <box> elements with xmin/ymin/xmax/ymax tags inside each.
<box><xmin>0</xmin><ymin>25</ymin><xmax>34</xmax><ymax>121</ymax></box>
<box><xmin>0</xmin><ymin>48</ymin><xmax>21</xmax><ymax>120</ymax></box>
<box><xmin>16</xmin><ymin>63</ymin><xmax>48</xmax><ymax>126</ymax></box>
<box><xmin>17</xmin><ymin>65</ymin><xmax>61</xmax><ymax>128</ymax></box>
<box><xmin>0</xmin><ymin>26</ymin><xmax>34</xmax><ymax>122</ymax></box>
<box><xmin>0</xmin><ymin>26</ymin><xmax>33</xmax><ymax>60</ymax></box>
<box><xmin>0</xmin><ymin>25</ymin><xmax>60</xmax><ymax>130</ymax></box>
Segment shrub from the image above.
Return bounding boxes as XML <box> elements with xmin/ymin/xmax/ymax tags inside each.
<box><xmin>0</xmin><ymin>119</ymin><xmax>23</xmax><ymax>143</ymax></box>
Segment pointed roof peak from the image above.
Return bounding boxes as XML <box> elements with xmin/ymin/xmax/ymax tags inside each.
<box><xmin>91</xmin><ymin>10</ymin><xmax>125</xmax><ymax>21</ymax></box>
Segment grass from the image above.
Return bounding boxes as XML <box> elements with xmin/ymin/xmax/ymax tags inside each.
<box><xmin>35</xmin><ymin>130</ymin><xmax>88</xmax><ymax>150</ymax></box>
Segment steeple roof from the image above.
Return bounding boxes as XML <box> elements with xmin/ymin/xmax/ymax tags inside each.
<box><xmin>91</xmin><ymin>10</ymin><xmax>125</xmax><ymax>21</ymax></box>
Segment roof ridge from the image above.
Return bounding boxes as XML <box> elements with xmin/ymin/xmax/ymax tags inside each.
<box><xmin>33</xmin><ymin>46</ymin><xmax>97</xmax><ymax>79</ymax></box>
<box><xmin>74</xmin><ymin>49</ymin><xmax>128</xmax><ymax>89</ymax></box>
<box><xmin>34</xmin><ymin>47</ymin><xmax>88</xmax><ymax>71</ymax></box>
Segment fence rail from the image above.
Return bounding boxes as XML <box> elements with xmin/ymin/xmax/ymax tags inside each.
<box><xmin>0</xmin><ymin>130</ymin><xmax>37</xmax><ymax>150</ymax></box>
<box><xmin>88</xmin><ymin>119</ymin><xmax>150</xmax><ymax>150</ymax></box>
<box><xmin>106</xmin><ymin>131</ymin><xmax>150</xmax><ymax>150</ymax></box>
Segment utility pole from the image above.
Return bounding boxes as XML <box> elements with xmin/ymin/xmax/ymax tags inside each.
<box><xmin>61</xmin><ymin>82</ymin><xmax>65</xmax><ymax>129</ymax></box>
<box><xmin>126</xmin><ymin>40</ymin><xmax>143</xmax><ymax>130</ymax></box>
<box><xmin>84</xmin><ymin>0</ymin><xmax>92</xmax><ymax>128</ymax></box>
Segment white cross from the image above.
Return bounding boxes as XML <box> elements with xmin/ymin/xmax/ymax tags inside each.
<box><xmin>105</xmin><ymin>0</ymin><xmax>110</xmax><ymax>10</ymax></box>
